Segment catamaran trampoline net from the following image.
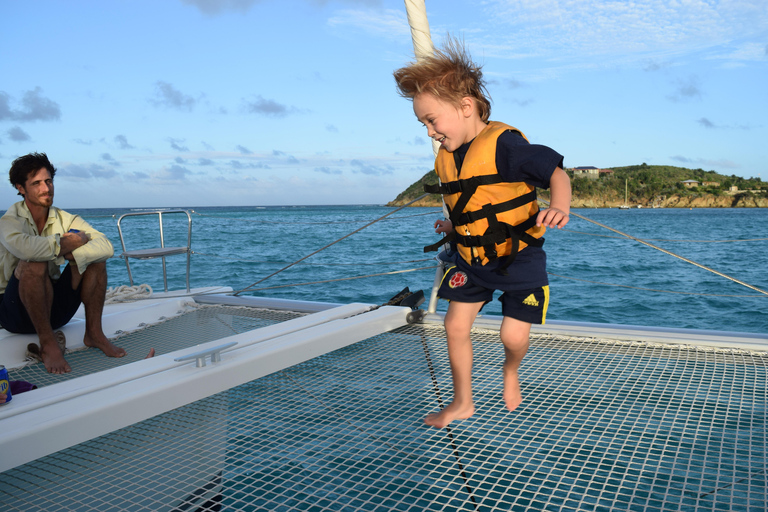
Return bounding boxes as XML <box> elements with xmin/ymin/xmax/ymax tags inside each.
<box><xmin>9</xmin><ymin>305</ymin><xmax>307</xmax><ymax>388</ymax></box>
<box><xmin>1</xmin><ymin>316</ymin><xmax>766</xmax><ymax>511</ymax></box>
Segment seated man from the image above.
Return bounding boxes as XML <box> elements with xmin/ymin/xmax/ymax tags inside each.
<box><xmin>0</xmin><ymin>153</ymin><xmax>125</xmax><ymax>374</ymax></box>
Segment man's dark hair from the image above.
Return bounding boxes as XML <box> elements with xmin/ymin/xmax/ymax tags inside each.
<box><xmin>9</xmin><ymin>153</ymin><xmax>56</xmax><ymax>196</ymax></box>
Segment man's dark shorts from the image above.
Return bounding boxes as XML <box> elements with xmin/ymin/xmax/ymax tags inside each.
<box><xmin>437</xmin><ymin>264</ymin><xmax>550</xmax><ymax>324</ymax></box>
<box><xmin>0</xmin><ymin>265</ymin><xmax>82</xmax><ymax>334</ymax></box>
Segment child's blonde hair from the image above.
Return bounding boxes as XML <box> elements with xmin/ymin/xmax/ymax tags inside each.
<box><xmin>394</xmin><ymin>36</ymin><xmax>492</xmax><ymax>122</ymax></box>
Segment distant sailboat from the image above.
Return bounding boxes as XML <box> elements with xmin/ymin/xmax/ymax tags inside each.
<box><xmin>619</xmin><ymin>178</ymin><xmax>630</xmax><ymax>209</ymax></box>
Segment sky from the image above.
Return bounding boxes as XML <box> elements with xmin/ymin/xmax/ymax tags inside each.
<box><xmin>1</xmin><ymin>0</ymin><xmax>766</xmax><ymax>209</ymax></box>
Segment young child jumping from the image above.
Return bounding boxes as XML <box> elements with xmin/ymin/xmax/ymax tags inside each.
<box><xmin>394</xmin><ymin>38</ymin><xmax>571</xmax><ymax>429</ymax></box>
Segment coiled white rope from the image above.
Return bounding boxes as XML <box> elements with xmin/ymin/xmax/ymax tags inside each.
<box><xmin>105</xmin><ymin>284</ymin><xmax>153</xmax><ymax>303</ymax></box>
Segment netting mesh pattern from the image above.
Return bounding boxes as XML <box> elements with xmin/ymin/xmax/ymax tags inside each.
<box><xmin>1</xmin><ymin>323</ymin><xmax>766</xmax><ymax>511</ymax></box>
<box><xmin>9</xmin><ymin>305</ymin><xmax>306</xmax><ymax>388</ymax></box>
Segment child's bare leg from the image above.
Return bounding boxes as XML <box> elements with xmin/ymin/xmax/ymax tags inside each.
<box><xmin>425</xmin><ymin>300</ymin><xmax>484</xmax><ymax>429</ymax></box>
<box><xmin>500</xmin><ymin>317</ymin><xmax>531</xmax><ymax>412</ymax></box>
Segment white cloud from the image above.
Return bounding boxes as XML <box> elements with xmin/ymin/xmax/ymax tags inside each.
<box><xmin>350</xmin><ymin>159</ymin><xmax>393</xmax><ymax>176</ymax></box>
<box><xmin>60</xmin><ymin>163</ymin><xmax>117</xmax><ymax>179</ymax></box>
<box><xmin>667</xmin><ymin>75</ymin><xmax>703</xmax><ymax>102</ymax></box>
<box><xmin>327</xmin><ymin>8</ymin><xmax>409</xmax><ymax>40</ymax></box>
<box><xmin>7</xmin><ymin>126</ymin><xmax>31</xmax><ymax>142</ymax></box>
<box><xmin>150</xmin><ymin>81</ymin><xmax>196</xmax><ymax>111</ymax></box>
<box><xmin>0</xmin><ymin>88</ymin><xmax>61</xmax><ymax>122</ymax></box>
<box><xmin>114</xmin><ymin>134</ymin><xmax>135</xmax><ymax>149</ymax></box>
<box><xmin>670</xmin><ymin>155</ymin><xmax>740</xmax><ymax>169</ymax></box>
<box><xmin>479</xmin><ymin>0</ymin><xmax>768</xmax><ymax>66</ymax></box>
<box><xmin>180</xmin><ymin>0</ymin><xmax>261</xmax><ymax>15</ymax></box>
<box><xmin>242</xmin><ymin>96</ymin><xmax>300</xmax><ymax>117</ymax></box>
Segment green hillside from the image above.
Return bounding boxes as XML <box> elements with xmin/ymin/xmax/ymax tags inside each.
<box><xmin>571</xmin><ymin>164</ymin><xmax>762</xmax><ymax>202</ymax></box>
<box><xmin>388</xmin><ymin>164</ymin><xmax>765</xmax><ymax>207</ymax></box>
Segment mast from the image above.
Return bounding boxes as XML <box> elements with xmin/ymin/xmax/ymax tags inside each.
<box><xmin>403</xmin><ymin>0</ymin><xmax>440</xmax><ymax>158</ymax></box>
<box><xmin>403</xmin><ymin>0</ymin><xmax>445</xmax><ymax>314</ymax></box>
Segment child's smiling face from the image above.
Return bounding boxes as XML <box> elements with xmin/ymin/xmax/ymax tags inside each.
<box><xmin>413</xmin><ymin>93</ymin><xmax>476</xmax><ymax>153</ymax></box>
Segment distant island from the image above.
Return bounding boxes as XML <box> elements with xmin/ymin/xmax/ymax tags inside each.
<box><xmin>387</xmin><ymin>164</ymin><xmax>767</xmax><ymax>208</ymax></box>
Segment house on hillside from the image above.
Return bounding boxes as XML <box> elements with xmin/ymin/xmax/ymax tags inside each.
<box><xmin>572</xmin><ymin>166</ymin><xmax>601</xmax><ymax>179</ymax></box>
<box><xmin>702</xmin><ymin>181</ymin><xmax>720</xmax><ymax>187</ymax></box>
<box><xmin>681</xmin><ymin>180</ymin><xmax>700</xmax><ymax>188</ymax></box>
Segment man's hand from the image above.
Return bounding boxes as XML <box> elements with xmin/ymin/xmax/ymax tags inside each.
<box><xmin>434</xmin><ymin>219</ymin><xmax>453</xmax><ymax>234</ymax></box>
<box><xmin>59</xmin><ymin>231</ymin><xmax>89</xmax><ymax>260</ymax></box>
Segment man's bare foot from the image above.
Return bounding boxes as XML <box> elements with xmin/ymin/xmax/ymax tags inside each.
<box><xmin>38</xmin><ymin>333</ymin><xmax>71</xmax><ymax>374</ymax></box>
<box><xmin>503</xmin><ymin>365</ymin><xmax>523</xmax><ymax>412</ymax></box>
<box><xmin>145</xmin><ymin>348</ymin><xmax>155</xmax><ymax>359</ymax></box>
<box><xmin>424</xmin><ymin>401</ymin><xmax>475</xmax><ymax>429</ymax></box>
<box><xmin>84</xmin><ymin>333</ymin><xmax>126</xmax><ymax>358</ymax></box>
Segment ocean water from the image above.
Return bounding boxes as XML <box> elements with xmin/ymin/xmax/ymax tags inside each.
<box><xmin>75</xmin><ymin>205</ymin><xmax>768</xmax><ymax>335</ymax></box>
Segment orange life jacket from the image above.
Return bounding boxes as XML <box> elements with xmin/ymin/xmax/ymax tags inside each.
<box><xmin>424</xmin><ymin>121</ymin><xmax>545</xmax><ymax>269</ymax></box>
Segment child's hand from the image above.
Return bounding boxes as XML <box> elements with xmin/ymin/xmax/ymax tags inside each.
<box><xmin>536</xmin><ymin>207</ymin><xmax>570</xmax><ymax>229</ymax></box>
<box><xmin>434</xmin><ymin>219</ymin><xmax>453</xmax><ymax>234</ymax></box>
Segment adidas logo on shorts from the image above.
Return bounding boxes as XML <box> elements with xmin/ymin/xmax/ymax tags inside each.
<box><xmin>522</xmin><ymin>294</ymin><xmax>539</xmax><ymax>307</ymax></box>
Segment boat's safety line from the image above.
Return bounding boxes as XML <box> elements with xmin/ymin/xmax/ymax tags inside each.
<box><xmin>238</xmin><ymin>265</ymin><xmax>438</xmax><ymax>292</ymax></box>
<box><xmin>547</xmin><ymin>272</ymin><xmax>768</xmax><ymax>298</ymax></box>
<box><xmin>233</xmin><ymin>193</ymin><xmax>429</xmax><ymax>296</ymax></box>
<box><xmin>541</xmin><ymin>199</ymin><xmax>768</xmax><ymax>297</ymax></box>
<box><xmin>189</xmin><ymin>250</ymin><xmax>434</xmax><ymax>266</ymax></box>
<box><xmin>562</xmin><ymin>228</ymin><xmax>768</xmax><ymax>243</ymax></box>
<box><xmin>190</xmin><ymin>208</ymin><xmax>442</xmax><ymax>224</ymax></box>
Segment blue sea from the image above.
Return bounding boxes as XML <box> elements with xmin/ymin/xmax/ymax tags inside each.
<box><xmin>74</xmin><ymin>205</ymin><xmax>768</xmax><ymax>335</ymax></box>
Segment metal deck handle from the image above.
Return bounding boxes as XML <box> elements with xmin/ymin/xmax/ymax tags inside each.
<box><xmin>174</xmin><ymin>341</ymin><xmax>238</xmax><ymax>367</ymax></box>
<box><xmin>116</xmin><ymin>210</ymin><xmax>193</xmax><ymax>293</ymax></box>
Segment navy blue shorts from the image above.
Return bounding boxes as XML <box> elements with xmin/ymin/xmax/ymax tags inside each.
<box><xmin>0</xmin><ymin>265</ymin><xmax>82</xmax><ymax>334</ymax></box>
<box><xmin>437</xmin><ymin>264</ymin><xmax>550</xmax><ymax>324</ymax></box>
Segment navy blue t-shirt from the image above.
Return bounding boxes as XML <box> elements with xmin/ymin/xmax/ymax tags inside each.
<box><xmin>446</xmin><ymin>128</ymin><xmax>564</xmax><ymax>291</ymax></box>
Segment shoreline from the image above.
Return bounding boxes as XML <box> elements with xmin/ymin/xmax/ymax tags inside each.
<box><xmin>387</xmin><ymin>193</ymin><xmax>768</xmax><ymax>209</ymax></box>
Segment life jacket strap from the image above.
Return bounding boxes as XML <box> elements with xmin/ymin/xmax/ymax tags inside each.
<box><xmin>453</xmin><ymin>217</ymin><xmax>544</xmax><ymax>252</ymax></box>
<box><xmin>423</xmin><ymin>231</ymin><xmax>456</xmax><ymax>253</ymax></box>
<box><xmin>423</xmin><ymin>174</ymin><xmax>503</xmax><ymax>195</ymax></box>
<box><xmin>453</xmin><ymin>190</ymin><xmax>538</xmax><ymax>226</ymax></box>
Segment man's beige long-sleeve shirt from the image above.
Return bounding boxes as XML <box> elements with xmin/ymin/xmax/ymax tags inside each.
<box><xmin>0</xmin><ymin>201</ymin><xmax>114</xmax><ymax>294</ymax></box>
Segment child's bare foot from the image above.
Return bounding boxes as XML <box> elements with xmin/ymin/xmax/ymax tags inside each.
<box><xmin>503</xmin><ymin>365</ymin><xmax>523</xmax><ymax>411</ymax></box>
<box><xmin>424</xmin><ymin>401</ymin><xmax>475</xmax><ymax>429</ymax></box>
<box><xmin>84</xmin><ymin>333</ymin><xmax>126</xmax><ymax>358</ymax></box>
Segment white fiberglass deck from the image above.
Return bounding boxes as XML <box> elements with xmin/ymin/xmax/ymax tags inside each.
<box><xmin>0</xmin><ymin>300</ymin><xmax>766</xmax><ymax>511</ymax></box>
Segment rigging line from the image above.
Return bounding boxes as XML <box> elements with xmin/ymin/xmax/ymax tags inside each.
<box><xmin>418</xmin><ymin>332</ymin><xmax>480</xmax><ymax>511</ymax></box>
<box><xmin>103</xmin><ymin>265</ymin><xmax>438</xmax><ymax>303</ymax></box>
<box><xmin>190</xmin><ymin>250</ymin><xmax>434</xmax><ymax>266</ymax></box>
<box><xmin>698</xmin><ymin>468</ymin><xmax>767</xmax><ymax>499</ymax></box>
<box><xmin>292</xmin><ymin>258</ymin><xmax>435</xmax><ymax>266</ymax></box>
<box><xmin>539</xmin><ymin>199</ymin><xmax>768</xmax><ymax>297</ymax></box>
<box><xmin>561</xmin><ymin>229</ymin><xmax>768</xmax><ymax>243</ymax></box>
<box><xmin>236</xmin><ymin>266</ymin><xmax>438</xmax><ymax>293</ymax></box>
<box><xmin>547</xmin><ymin>272</ymin><xmax>768</xmax><ymax>298</ymax></box>
<box><xmin>234</xmin><ymin>193</ymin><xmax>430</xmax><ymax>296</ymax></box>
<box><xmin>190</xmin><ymin>209</ymin><xmax>442</xmax><ymax>225</ymax></box>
